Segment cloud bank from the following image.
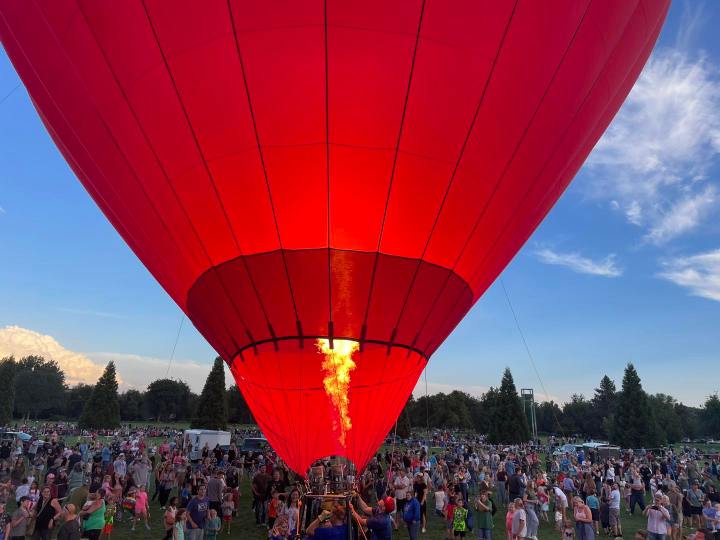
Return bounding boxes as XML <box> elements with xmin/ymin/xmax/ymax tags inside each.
<box><xmin>0</xmin><ymin>325</ymin><xmax>219</xmax><ymax>392</ymax></box>
<box><xmin>0</xmin><ymin>325</ymin><xmax>107</xmax><ymax>386</ymax></box>
<box><xmin>588</xmin><ymin>48</ymin><xmax>720</xmax><ymax>244</ymax></box>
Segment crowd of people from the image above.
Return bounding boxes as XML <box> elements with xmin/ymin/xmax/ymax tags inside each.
<box><xmin>0</xmin><ymin>426</ymin><xmax>718</xmax><ymax>540</ymax></box>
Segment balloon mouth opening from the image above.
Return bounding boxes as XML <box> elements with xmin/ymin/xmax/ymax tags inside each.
<box><xmin>228</xmin><ymin>340</ymin><xmax>426</xmax><ymax>475</ymax></box>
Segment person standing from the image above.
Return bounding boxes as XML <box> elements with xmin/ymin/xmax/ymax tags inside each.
<box><xmin>32</xmin><ymin>486</ymin><xmax>63</xmax><ymax>540</ymax></box>
<box><xmin>7</xmin><ymin>496</ymin><xmax>33</xmax><ymax>540</ymax></box>
<box><xmin>510</xmin><ymin>499</ymin><xmax>526</xmax><ymax>540</ymax></box>
<box><xmin>185</xmin><ymin>485</ymin><xmax>209</xmax><ymax>540</ymax></box>
<box><xmin>573</xmin><ymin>497</ymin><xmax>594</xmax><ymax>540</ymax></box>
<box><xmin>79</xmin><ymin>490</ymin><xmax>106</xmax><ymax>540</ymax></box>
<box><xmin>206</xmin><ymin>472</ymin><xmax>225</xmax><ymax>515</ymax></box>
<box><xmin>475</xmin><ymin>491</ymin><xmax>494</xmax><ymax>540</ymax></box>
<box><xmin>630</xmin><ymin>470</ymin><xmax>647</xmax><ymax>515</ymax></box>
<box><xmin>402</xmin><ymin>491</ymin><xmax>420</xmax><ymax>540</ymax></box>
<box><xmin>56</xmin><ymin>504</ymin><xmax>82</xmax><ymax>540</ymax></box>
<box><xmin>524</xmin><ymin>487</ymin><xmax>540</xmax><ymax>540</ymax></box>
<box><xmin>667</xmin><ymin>486</ymin><xmax>684</xmax><ymax>540</ymax></box>
<box><xmin>413</xmin><ymin>472</ymin><xmax>428</xmax><ymax>533</ymax></box>
<box><xmin>609</xmin><ymin>483</ymin><xmax>622</xmax><ymax>537</ymax></box>
<box><xmin>644</xmin><ymin>492</ymin><xmax>671</xmax><ymax>540</ymax></box>
<box><xmin>251</xmin><ymin>465</ymin><xmax>270</xmax><ymax>525</ymax></box>
<box><xmin>393</xmin><ymin>469</ymin><xmax>411</xmax><ymax>528</ymax></box>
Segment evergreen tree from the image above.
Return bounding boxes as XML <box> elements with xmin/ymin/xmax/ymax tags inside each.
<box><xmin>66</xmin><ymin>384</ymin><xmax>94</xmax><ymax>418</ymax></box>
<box><xmin>226</xmin><ymin>386</ymin><xmax>255</xmax><ymax>424</ymax></box>
<box><xmin>591</xmin><ymin>375</ymin><xmax>616</xmax><ymax>437</ymax></box>
<box><xmin>79</xmin><ymin>362</ymin><xmax>120</xmax><ymax>429</ymax></box>
<box><xmin>562</xmin><ymin>394</ymin><xmax>593</xmax><ymax>435</ymax></box>
<box><xmin>191</xmin><ymin>357</ymin><xmax>228</xmax><ymax>430</ymax></box>
<box><xmin>118</xmin><ymin>390</ymin><xmax>146</xmax><ymax>421</ymax></box>
<box><xmin>0</xmin><ymin>357</ymin><xmax>17</xmax><ymax>424</ymax></box>
<box><xmin>487</xmin><ymin>368</ymin><xmax>530</xmax><ymax>443</ymax></box>
<box><xmin>536</xmin><ymin>400</ymin><xmax>563</xmax><ymax>434</ymax></box>
<box><xmin>14</xmin><ymin>356</ymin><xmax>66</xmax><ymax>419</ymax></box>
<box><xmin>611</xmin><ymin>363</ymin><xmax>661</xmax><ymax>448</ymax></box>
<box><xmin>145</xmin><ymin>379</ymin><xmax>194</xmax><ymax>421</ymax></box>
<box><xmin>702</xmin><ymin>394</ymin><xmax>720</xmax><ymax>439</ymax></box>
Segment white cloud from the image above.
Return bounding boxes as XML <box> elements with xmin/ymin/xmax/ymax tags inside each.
<box><xmin>588</xmin><ymin>47</ymin><xmax>720</xmax><ymax>243</ymax></box>
<box><xmin>644</xmin><ymin>186</ymin><xmax>716</xmax><ymax>244</ymax></box>
<box><xmin>0</xmin><ymin>325</ymin><xmax>220</xmax><ymax>392</ymax></box>
<box><xmin>0</xmin><ymin>205</ymin><xmax>6</xmax><ymax>215</ymax></box>
<box><xmin>535</xmin><ymin>248</ymin><xmax>622</xmax><ymax>277</ymax></box>
<box><xmin>0</xmin><ymin>325</ymin><xmax>107</xmax><ymax>386</ymax></box>
<box><xmin>658</xmin><ymin>249</ymin><xmax>720</xmax><ymax>302</ymax></box>
<box><xmin>86</xmin><ymin>352</ymin><xmax>221</xmax><ymax>393</ymax></box>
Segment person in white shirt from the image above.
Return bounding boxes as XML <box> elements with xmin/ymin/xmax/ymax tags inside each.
<box><xmin>511</xmin><ymin>499</ymin><xmax>527</xmax><ymax>540</ymax></box>
<box><xmin>554</xmin><ymin>484</ymin><xmax>569</xmax><ymax>521</ymax></box>
<box><xmin>393</xmin><ymin>469</ymin><xmax>411</xmax><ymax>527</ymax></box>
<box><xmin>609</xmin><ymin>483</ymin><xmax>622</xmax><ymax>537</ymax></box>
<box><xmin>644</xmin><ymin>492</ymin><xmax>671</xmax><ymax>540</ymax></box>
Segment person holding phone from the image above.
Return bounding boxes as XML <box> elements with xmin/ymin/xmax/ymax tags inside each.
<box><xmin>644</xmin><ymin>492</ymin><xmax>671</xmax><ymax>540</ymax></box>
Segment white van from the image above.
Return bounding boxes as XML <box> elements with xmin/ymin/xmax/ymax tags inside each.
<box><xmin>183</xmin><ymin>430</ymin><xmax>232</xmax><ymax>461</ymax></box>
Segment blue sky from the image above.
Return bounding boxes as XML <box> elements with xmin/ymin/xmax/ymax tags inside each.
<box><xmin>1</xmin><ymin>2</ymin><xmax>719</xmax><ymax>405</ymax></box>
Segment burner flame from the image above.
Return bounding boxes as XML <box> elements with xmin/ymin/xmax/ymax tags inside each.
<box><xmin>316</xmin><ymin>338</ymin><xmax>358</xmax><ymax>446</ymax></box>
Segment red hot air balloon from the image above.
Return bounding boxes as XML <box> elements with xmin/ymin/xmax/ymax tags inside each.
<box><xmin>1</xmin><ymin>0</ymin><xmax>669</xmax><ymax>474</ymax></box>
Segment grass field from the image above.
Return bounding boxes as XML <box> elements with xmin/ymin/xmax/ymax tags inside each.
<box><xmin>98</xmin><ymin>478</ymin><xmax>655</xmax><ymax>540</ymax></box>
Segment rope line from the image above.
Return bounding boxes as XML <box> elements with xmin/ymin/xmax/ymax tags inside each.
<box><xmin>499</xmin><ymin>277</ymin><xmax>565</xmax><ymax>437</ymax></box>
<box><xmin>165</xmin><ymin>314</ymin><xmax>185</xmax><ymax>377</ymax></box>
<box><xmin>0</xmin><ymin>83</ymin><xmax>21</xmax><ymax>106</ymax></box>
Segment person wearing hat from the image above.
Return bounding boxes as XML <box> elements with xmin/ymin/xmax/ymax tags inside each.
<box><xmin>7</xmin><ymin>496</ymin><xmax>33</xmax><ymax>540</ymax></box>
<box><xmin>350</xmin><ymin>494</ymin><xmax>394</xmax><ymax>540</ymax></box>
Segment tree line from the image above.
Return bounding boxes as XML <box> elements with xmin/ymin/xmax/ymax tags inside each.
<box><xmin>0</xmin><ymin>355</ymin><xmax>255</xmax><ymax>429</ymax></box>
<box><xmin>398</xmin><ymin>363</ymin><xmax>720</xmax><ymax>447</ymax></box>
<box><xmin>2</xmin><ymin>354</ymin><xmax>719</xmax><ymax>446</ymax></box>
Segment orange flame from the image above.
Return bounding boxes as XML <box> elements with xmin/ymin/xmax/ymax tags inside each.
<box><xmin>316</xmin><ymin>338</ymin><xmax>358</xmax><ymax>446</ymax></box>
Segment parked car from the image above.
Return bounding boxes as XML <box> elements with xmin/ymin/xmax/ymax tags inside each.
<box><xmin>239</xmin><ymin>437</ymin><xmax>269</xmax><ymax>458</ymax></box>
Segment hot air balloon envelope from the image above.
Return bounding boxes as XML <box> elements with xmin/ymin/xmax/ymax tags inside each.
<box><xmin>0</xmin><ymin>0</ymin><xmax>669</xmax><ymax>473</ymax></box>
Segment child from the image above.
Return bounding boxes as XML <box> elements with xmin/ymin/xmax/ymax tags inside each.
<box><xmin>508</xmin><ymin>505</ymin><xmax>517</xmax><ymax>540</ymax></box>
<box><xmin>538</xmin><ymin>487</ymin><xmax>550</xmax><ymax>522</ymax></box>
<box><xmin>173</xmin><ymin>509</ymin><xmax>186</xmax><ymax>540</ymax></box>
<box><xmin>269</xmin><ymin>514</ymin><xmax>289</xmax><ymax>540</ymax></box>
<box><xmin>446</xmin><ymin>496</ymin><xmax>457</xmax><ymax>540</ymax></box>
<box><xmin>267</xmin><ymin>489</ymin><xmax>281</xmax><ymax>530</ymax></box>
<box><xmin>121</xmin><ymin>489</ymin><xmax>136</xmax><ymax>524</ymax></box>
<box><xmin>204</xmin><ymin>509</ymin><xmax>221</xmax><ymax>540</ymax></box>
<box><xmin>562</xmin><ymin>519</ymin><xmax>575</xmax><ymax>540</ymax></box>
<box><xmin>452</xmin><ymin>497</ymin><xmax>468</xmax><ymax>539</ymax></box>
<box><xmin>101</xmin><ymin>495</ymin><xmax>117</xmax><ymax>540</ymax></box>
<box><xmin>132</xmin><ymin>485</ymin><xmax>150</xmax><ymax>531</ymax></box>
<box><xmin>221</xmin><ymin>492</ymin><xmax>234</xmax><ymax>535</ymax></box>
